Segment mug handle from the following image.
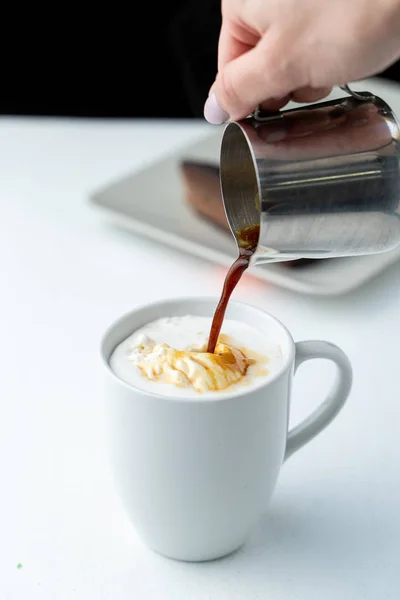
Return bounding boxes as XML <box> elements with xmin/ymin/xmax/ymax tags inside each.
<box><xmin>284</xmin><ymin>341</ymin><xmax>352</xmax><ymax>461</ymax></box>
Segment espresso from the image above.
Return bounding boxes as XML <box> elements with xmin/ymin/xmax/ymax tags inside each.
<box><xmin>207</xmin><ymin>225</ymin><xmax>260</xmax><ymax>353</ymax></box>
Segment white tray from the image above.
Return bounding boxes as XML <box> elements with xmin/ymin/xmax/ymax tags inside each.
<box><xmin>89</xmin><ymin>79</ymin><xmax>400</xmax><ymax>296</ymax></box>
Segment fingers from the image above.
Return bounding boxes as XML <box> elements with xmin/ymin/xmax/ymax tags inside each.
<box><xmin>206</xmin><ymin>35</ymin><xmax>303</xmax><ymax>121</ymax></box>
<box><xmin>204</xmin><ymin>26</ymin><xmax>332</xmax><ymax>124</ymax></box>
<box><xmin>258</xmin><ymin>86</ymin><xmax>331</xmax><ymax>113</ymax></box>
<box><xmin>291</xmin><ymin>86</ymin><xmax>332</xmax><ymax>103</ymax></box>
<box><xmin>204</xmin><ymin>19</ymin><xmax>262</xmax><ymax>124</ymax></box>
<box><xmin>204</xmin><ymin>77</ymin><xmax>332</xmax><ymax>123</ymax></box>
<box><xmin>217</xmin><ymin>20</ymin><xmax>254</xmax><ymax>74</ymax></box>
<box><xmin>259</xmin><ymin>95</ymin><xmax>292</xmax><ymax>112</ymax></box>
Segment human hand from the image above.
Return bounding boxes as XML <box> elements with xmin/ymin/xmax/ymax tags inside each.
<box><xmin>204</xmin><ymin>0</ymin><xmax>400</xmax><ymax>123</ymax></box>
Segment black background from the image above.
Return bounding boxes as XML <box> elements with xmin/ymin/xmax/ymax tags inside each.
<box><xmin>1</xmin><ymin>3</ymin><xmax>399</xmax><ymax>119</ymax></box>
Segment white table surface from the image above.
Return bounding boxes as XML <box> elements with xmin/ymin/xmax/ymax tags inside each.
<box><xmin>1</xmin><ymin>79</ymin><xmax>400</xmax><ymax>600</ymax></box>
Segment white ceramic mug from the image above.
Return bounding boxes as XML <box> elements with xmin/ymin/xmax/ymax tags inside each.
<box><xmin>101</xmin><ymin>298</ymin><xmax>352</xmax><ymax>562</ymax></box>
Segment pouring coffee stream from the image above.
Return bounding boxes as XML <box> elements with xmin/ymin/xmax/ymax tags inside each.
<box><xmin>207</xmin><ymin>85</ymin><xmax>400</xmax><ymax>354</ymax></box>
<box><xmin>207</xmin><ymin>225</ymin><xmax>260</xmax><ymax>354</ymax></box>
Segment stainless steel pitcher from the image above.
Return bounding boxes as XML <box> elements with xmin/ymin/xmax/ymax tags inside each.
<box><xmin>220</xmin><ymin>86</ymin><xmax>400</xmax><ymax>264</ymax></box>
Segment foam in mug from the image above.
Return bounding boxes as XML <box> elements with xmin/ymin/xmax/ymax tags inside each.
<box><xmin>110</xmin><ymin>315</ymin><xmax>284</xmax><ymax>397</ymax></box>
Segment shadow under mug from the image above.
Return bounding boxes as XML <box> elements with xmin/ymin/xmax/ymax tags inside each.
<box><xmin>101</xmin><ymin>298</ymin><xmax>352</xmax><ymax>562</ymax></box>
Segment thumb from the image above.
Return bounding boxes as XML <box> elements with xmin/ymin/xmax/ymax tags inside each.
<box><xmin>206</xmin><ymin>37</ymin><xmax>300</xmax><ymax>122</ymax></box>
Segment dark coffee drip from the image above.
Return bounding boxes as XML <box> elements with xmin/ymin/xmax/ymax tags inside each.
<box><xmin>207</xmin><ymin>225</ymin><xmax>260</xmax><ymax>354</ymax></box>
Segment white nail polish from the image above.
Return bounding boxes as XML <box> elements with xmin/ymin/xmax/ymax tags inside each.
<box><xmin>204</xmin><ymin>93</ymin><xmax>229</xmax><ymax>125</ymax></box>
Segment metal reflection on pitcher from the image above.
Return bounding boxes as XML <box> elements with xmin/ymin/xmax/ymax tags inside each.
<box><xmin>220</xmin><ymin>88</ymin><xmax>400</xmax><ymax>264</ymax></box>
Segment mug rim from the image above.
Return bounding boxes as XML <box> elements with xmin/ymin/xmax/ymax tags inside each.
<box><xmin>100</xmin><ymin>296</ymin><xmax>295</xmax><ymax>403</ymax></box>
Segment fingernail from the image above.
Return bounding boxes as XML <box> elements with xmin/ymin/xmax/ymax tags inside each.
<box><xmin>265</xmin><ymin>129</ymin><xmax>287</xmax><ymax>143</ymax></box>
<box><xmin>204</xmin><ymin>93</ymin><xmax>229</xmax><ymax>125</ymax></box>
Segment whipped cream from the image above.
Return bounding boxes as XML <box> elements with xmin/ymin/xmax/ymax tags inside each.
<box><xmin>128</xmin><ymin>334</ymin><xmax>254</xmax><ymax>392</ymax></box>
<box><xmin>109</xmin><ymin>316</ymin><xmax>284</xmax><ymax>397</ymax></box>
